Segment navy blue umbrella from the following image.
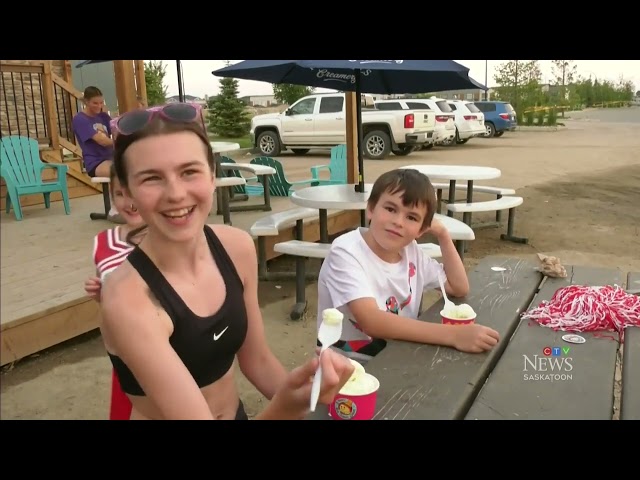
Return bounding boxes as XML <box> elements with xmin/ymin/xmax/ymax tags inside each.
<box><xmin>213</xmin><ymin>60</ymin><xmax>485</xmax><ymax>192</ymax></box>
<box><xmin>212</xmin><ymin>60</ymin><xmax>485</xmax><ymax>95</ymax></box>
<box><xmin>76</xmin><ymin>60</ymin><xmax>186</xmax><ymax>103</ymax></box>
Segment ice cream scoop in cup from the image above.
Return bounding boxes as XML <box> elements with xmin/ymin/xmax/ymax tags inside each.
<box><xmin>441</xmin><ymin>303</ymin><xmax>477</xmax><ymax>325</ymax></box>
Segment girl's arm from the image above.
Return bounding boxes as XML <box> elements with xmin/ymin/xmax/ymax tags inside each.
<box><xmin>221</xmin><ymin>227</ymin><xmax>287</xmax><ymax>399</ymax></box>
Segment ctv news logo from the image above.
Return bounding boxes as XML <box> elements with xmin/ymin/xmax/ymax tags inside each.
<box><xmin>522</xmin><ymin>346</ymin><xmax>573</xmax><ymax>382</ymax></box>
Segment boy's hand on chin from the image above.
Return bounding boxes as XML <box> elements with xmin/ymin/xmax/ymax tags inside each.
<box><xmin>425</xmin><ymin>219</ymin><xmax>449</xmax><ymax>240</ymax></box>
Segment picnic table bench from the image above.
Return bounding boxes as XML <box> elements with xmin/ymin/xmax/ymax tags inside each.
<box><xmin>308</xmin><ymin>256</ymin><xmax>638</xmax><ymax>420</ymax></box>
<box><xmin>621</xmin><ymin>271</ymin><xmax>640</xmax><ymax>420</ymax></box>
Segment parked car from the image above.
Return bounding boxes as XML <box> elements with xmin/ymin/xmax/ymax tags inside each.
<box><xmin>375</xmin><ymin>97</ymin><xmax>456</xmax><ymax>147</ymax></box>
<box><xmin>446</xmin><ymin>100</ymin><xmax>485</xmax><ymax>144</ymax></box>
<box><xmin>473</xmin><ymin>101</ymin><xmax>517</xmax><ymax>137</ymax></box>
<box><xmin>249</xmin><ymin>92</ymin><xmax>434</xmax><ymax>159</ymax></box>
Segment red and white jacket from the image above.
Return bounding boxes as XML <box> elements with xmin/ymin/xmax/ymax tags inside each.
<box><xmin>93</xmin><ymin>226</ymin><xmax>134</xmax><ymax>282</ymax></box>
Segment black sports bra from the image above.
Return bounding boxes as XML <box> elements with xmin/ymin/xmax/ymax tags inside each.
<box><xmin>108</xmin><ymin>226</ymin><xmax>248</xmax><ymax>396</ymax></box>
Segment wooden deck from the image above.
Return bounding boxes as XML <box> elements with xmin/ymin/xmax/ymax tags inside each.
<box><xmin>0</xmin><ymin>192</ymin><xmax>360</xmax><ymax>366</ymax></box>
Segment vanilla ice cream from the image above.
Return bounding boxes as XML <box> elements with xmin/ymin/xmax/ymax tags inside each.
<box><xmin>339</xmin><ymin>360</ymin><xmax>379</xmax><ymax>396</ymax></box>
<box><xmin>349</xmin><ymin>358</ymin><xmax>365</xmax><ymax>376</ymax></box>
<box><xmin>443</xmin><ymin>303</ymin><xmax>476</xmax><ymax>320</ymax></box>
<box><xmin>322</xmin><ymin>308</ymin><xmax>344</xmax><ymax>326</ymax></box>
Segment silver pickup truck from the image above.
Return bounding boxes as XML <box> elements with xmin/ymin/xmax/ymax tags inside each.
<box><xmin>250</xmin><ymin>92</ymin><xmax>435</xmax><ymax>160</ymax></box>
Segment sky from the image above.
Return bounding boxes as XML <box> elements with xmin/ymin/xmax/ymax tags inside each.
<box><xmin>155</xmin><ymin>60</ymin><xmax>640</xmax><ymax>99</ymax></box>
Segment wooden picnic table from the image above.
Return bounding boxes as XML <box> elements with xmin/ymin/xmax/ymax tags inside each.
<box><xmin>308</xmin><ymin>255</ymin><xmax>640</xmax><ymax>420</ymax></box>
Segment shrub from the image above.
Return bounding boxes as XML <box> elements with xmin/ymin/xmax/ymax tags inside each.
<box><xmin>526</xmin><ymin>110</ymin><xmax>535</xmax><ymax>125</ymax></box>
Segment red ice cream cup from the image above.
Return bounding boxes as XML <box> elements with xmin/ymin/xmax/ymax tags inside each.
<box><xmin>329</xmin><ymin>373</ymin><xmax>380</xmax><ymax>421</ymax></box>
<box><xmin>441</xmin><ymin>308</ymin><xmax>476</xmax><ymax>326</ymax></box>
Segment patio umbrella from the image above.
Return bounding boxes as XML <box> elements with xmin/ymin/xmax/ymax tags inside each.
<box><xmin>212</xmin><ymin>60</ymin><xmax>485</xmax><ymax>192</ymax></box>
<box><xmin>76</xmin><ymin>60</ymin><xmax>186</xmax><ymax>103</ymax></box>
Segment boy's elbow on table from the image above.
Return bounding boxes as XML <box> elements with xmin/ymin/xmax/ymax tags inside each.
<box><xmin>447</xmin><ymin>279</ymin><xmax>470</xmax><ymax>298</ymax></box>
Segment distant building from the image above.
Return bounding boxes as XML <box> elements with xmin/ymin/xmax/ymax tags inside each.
<box><xmin>239</xmin><ymin>94</ymin><xmax>279</xmax><ymax>107</ymax></box>
<box><xmin>166</xmin><ymin>94</ymin><xmax>207</xmax><ymax>107</ymax></box>
<box><xmin>426</xmin><ymin>88</ymin><xmax>487</xmax><ymax>101</ymax></box>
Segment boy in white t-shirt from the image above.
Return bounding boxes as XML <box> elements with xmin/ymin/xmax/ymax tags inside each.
<box><xmin>317</xmin><ymin>168</ymin><xmax>500</xmax><ymax>358</ymax></box>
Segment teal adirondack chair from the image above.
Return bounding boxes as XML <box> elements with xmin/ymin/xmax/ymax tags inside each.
<box><xmin>310</xmin><ymin>144</ymin><xmax>348</xmax><ymax>186</ymax></box>
<box><xmin>249</xmin><ymin>156</ymin><xmax>315</xmax><ymax>197</ymax></box>
<box><xmin>1</xmin><ymin>135</ymin><xmax>71</xmax><ymax>221</ymax></box>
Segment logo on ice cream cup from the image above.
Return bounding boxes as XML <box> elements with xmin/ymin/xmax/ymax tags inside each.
<box><xmin>334</xmin><ymin>398</ymin><xmax>358</xmax><ymax>419</ymax></box>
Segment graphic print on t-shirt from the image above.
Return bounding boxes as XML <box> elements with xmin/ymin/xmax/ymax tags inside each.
<box><xmin>385</xmin><ymin>261</ymin><xmax>416</xmax><ymax>315</ymax></box>
<box><xmin>93</xmin><ymin>122</ymin><xmax>108</xmax><ymax>134</ymax></box>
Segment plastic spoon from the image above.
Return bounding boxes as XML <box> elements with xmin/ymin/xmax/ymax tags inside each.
<box><xmin>438</xmin><ymin>270</ymin><xmax>455</xmax><ymax>312</ymax></box>
<box><xmin>310</xmin><ymin>310</ymin><xmax>343</xmax><ymax>412</ymax></box>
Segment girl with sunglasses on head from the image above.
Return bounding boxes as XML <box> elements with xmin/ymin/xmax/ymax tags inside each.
<box><xmin>99</xmin><ymin>103</ymin><xmax>353</xmax><ymax>420</ymax></box>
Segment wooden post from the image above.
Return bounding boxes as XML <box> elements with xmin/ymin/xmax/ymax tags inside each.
<box><xmin>113</xmin><ymin>60</ymin><xmax>138</xmax><ymax>115</ymax></box>
<box><xmin>345</xmin><ymin>92</ymin><xmax>359</xmax><ymax>184</ymax></box>
<box><xmin>41</xmin><ymin>61</ymin><xmax>60</xmax><ymax>153</ymax></box>
<box><xmin>134</xmin><ymin>60</ymin><xmax>148</xmax><ymax>106</ymax></box>
<box><xmin>61</xmin><ymin>60</ymin><xmax>75</xmax><ymax>139</ymax></box>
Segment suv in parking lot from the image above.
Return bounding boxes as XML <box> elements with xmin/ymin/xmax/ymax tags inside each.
<box><xmin>446</xmin><ymin>100</ymin><xmax>485</xmax><ymax>144</ymax></box>
<box><xmin>473</xmin><ymin>101</ymin><xmax>517</xmax><ymax>137</ymax></box>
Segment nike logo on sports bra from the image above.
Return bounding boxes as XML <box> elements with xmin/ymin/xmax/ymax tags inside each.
<box><xmin>213</xmin><ymin>326</ymin><xmax>229</xmax><ymax>341</ymax></box>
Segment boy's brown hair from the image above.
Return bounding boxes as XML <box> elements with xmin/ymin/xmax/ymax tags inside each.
<box><xmin>367</xmin><ymin>168</ymin><xmax>437</xmax><ymax>229</ymax></box>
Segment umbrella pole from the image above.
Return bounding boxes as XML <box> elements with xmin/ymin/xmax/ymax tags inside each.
<box><xmin>176</xmin><ymin>60</ymin><xmax>185</xmax><ymax>102</ymax></box>
<box><xmin>354</xmin><ymin>70</ymin><xmax>366</xmax><ymax>227</ymax></box>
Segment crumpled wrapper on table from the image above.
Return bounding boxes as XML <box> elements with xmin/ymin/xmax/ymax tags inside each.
<box><xmin>535</xmin><ymin>253</ymin><xmax>567</xmax><ymax>278</ymax></box>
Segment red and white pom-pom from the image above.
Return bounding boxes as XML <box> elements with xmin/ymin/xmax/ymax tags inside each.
<box><xmin>522</xmin><ymin>285</ymin><xmax>640</xmax><ymax>342</ymax></box>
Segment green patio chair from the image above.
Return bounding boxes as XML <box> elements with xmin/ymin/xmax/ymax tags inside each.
<box><xmin>1</xmin><ymin>135</ymin><xmax>71</xmax><ymax>221</ymax></box>
<box><xmin>310</xmin><ymin>144</ymin><xmax>348</xmax><ymax>186</ymax></box>
<box><xmin>249</xmin><ymin>156</ymin><xmax>315</xmax><ymax>197</ymax></box>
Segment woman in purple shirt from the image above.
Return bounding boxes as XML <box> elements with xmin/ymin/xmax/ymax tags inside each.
<box><xmin>72</xmin><ymin>86</ymin><xmax>123</xmax><ymax>223</ymax></box>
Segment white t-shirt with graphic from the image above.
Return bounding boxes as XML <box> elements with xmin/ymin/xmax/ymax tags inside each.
<box><xmin>317</xmin><ymin>227</ymin><xmax>446</xmax><ymax>343</ymax></box>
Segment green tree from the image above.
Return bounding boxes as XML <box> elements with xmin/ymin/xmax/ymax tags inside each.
<box><xmin>272</xmin><ymin>84</ymin><xmax>314</xmax><ymax>106</ymax></box>
<box><xmin>493</xmin><ymin>60</ymin><xmax>543</xmax><ymax>110</ymax></box>
<box><xmin>551</xmin><ymin>61</ymin><xmax>577</xmax><ymax>115</ymax></box>
<box><xmin>572</xmin><ymin>75</ymin><xmax>633</xmax><ymax>107</ymax></box>
<box><xmin>207</xmin><ymin>76</ymin><xmax>251</xmax><ymax>137</ymax></box>
<box><xmin>616</xmin><ymin>76</ymin><xmax>634</xmax><ymax>101</ymax></box>
<box><xmin>144</xmin><ymin>60</ymin><xmax>168</xmax><ymax>106</ymax></box>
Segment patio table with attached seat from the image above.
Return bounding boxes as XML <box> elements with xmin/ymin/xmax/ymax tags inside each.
<box><xmin>214</xmin><ymin>176</ymin><xmax>246</xmax><ymax>226</ymax></box>
<box><xmin>308</xmin><ymin>256</ymin><xmax>639</xmax><ymax>420</ymax></box>
<box><xmin>210</xmin><ymin>141</ymin><xmax>241</xmax><ymax>154</ymax></box>
<box><xmin>289</xmin><ymin>183</ymin><xmax>371</xmax><ymax>243</ymax></box>
<box><xmin>399</xmin><ymin>164</ymin><xmax>527</xmax><ymax>253</ymax></box>
<box><xmin>400</xmin><ymin>164</ymin><xmax>502</xmax><ymax>223</ymax></box>
<box><xmin>219</xmin><ymin>162</ymin><xmax>276</xmax><ymax>212</ymax></box>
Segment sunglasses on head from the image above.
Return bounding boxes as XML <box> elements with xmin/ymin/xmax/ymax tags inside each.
<box><xmin>112</xmin><ymin>102</ymin><xmax>204</xmax><ymax>136</ymax></box>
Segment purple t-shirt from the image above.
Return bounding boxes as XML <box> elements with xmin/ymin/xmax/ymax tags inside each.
<box><xmin>72</xmin><ymin>111</ymin><xmax>113</xmax><ymax>174</ymax></box>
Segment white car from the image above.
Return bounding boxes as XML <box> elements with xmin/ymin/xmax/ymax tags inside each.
<box><xmin>446</xmin><ymin>100</ymin><xmax>486</xmax><ymax>144</ymax></box>
<box><xmin>375</xmin><ymin>97</ymin><xmax>456</xmax><ymax>147</ymax></box>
